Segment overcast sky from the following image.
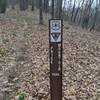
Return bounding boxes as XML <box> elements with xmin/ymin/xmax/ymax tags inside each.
<box><xmin>62</xmin><ymin>0</ymin><xmax>97</xmax><ymax>8</ymax></box>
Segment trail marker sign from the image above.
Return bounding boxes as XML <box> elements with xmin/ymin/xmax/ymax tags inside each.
<box><xmin>50</xmin><ymin>20</ymin><xmax>62</xmax><ymax>43</ymax></box>
<box><xmin>49</xmin><ymin>19</ymin><xmax>63</xmax><ymax>100</ymax></box>
<box><xmin>50</xmin><ymin>20</ymin><xmax>61</xmax><ymax>33</ymax></box>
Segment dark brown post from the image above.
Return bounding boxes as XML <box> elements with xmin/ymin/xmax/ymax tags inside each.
<box><xmin>49</xmin><ymin>19</ymin><xmax>63</xmax><ymax>100</ymax></box>
<box><xmin>52</xmin><ymin>0</ymin><xmax>54</xmax><ymax>19</ymax></box>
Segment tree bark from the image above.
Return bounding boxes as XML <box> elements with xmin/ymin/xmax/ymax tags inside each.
<box><xmin>73</xmin><ymin>0</ymin><xmax>81</xmax><ymax>23</ymax></box>
<box><xmin>81</xmin><ymin>0</ymin><xmax>94</xmax><ymax>28</ymax></box>
<box><xmin>10</xmin><ymin>0</ymin><xmax>16</xmax><ymax>9</ymax></box>
<box><xmin>55</xmin><ymin>0</ymin><xmax>63</xmax><ymax>18</ymax></box>
<box><xmin>39</xmin><ymin>0</ymin><xmax>43</xmax><ymax>24</ymax></box>
<box><xmin>90</xmin><ymin>0</ymin><xmax>99</xmax><ymax>31</ymax></box>
<box><xmin>52</xmin><ymin>0</ymin><xmax>54</xmax><ymax>18</ymax></box>
<box><xmin>19</xmin><ymin>0</ymin><xmax>28</xmax><ymax>11</ymax></box>
<box><xmin>0</xmin><ymin>0</ymin><xmax>7</xmax><ymax>13</ymax></box>
<box><xmin>71</xmin><ymin>0</ymin><xmax>76</xmax><ymax>21</ymax></box>
<box><xmin>31</xmin><ymin>0</ymin><xmax>34</xmax><ymax>11</ymax></box>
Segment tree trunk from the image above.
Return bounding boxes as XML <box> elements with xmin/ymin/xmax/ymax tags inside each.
<box><xmin>52</xmin><ymin>0</ymin><xmax>54</xmax><ymax>18</ymax></box>
<box><xmin>78</xmin><ymin>0</ymin><xmax>85</xmax><ymax>25</ymax></box>
<box><xmin>90</xmin><ymin>0</ymin><xmax>99</xmax><ymax>31</ymax></box>
<box><xmin>55</xmin><ymin>0</ymin><xmax>63</xmax><ymax>18</ymax></box>
<box><xmin>71</xmin><ymin>0</ymin><xmax>76</xmax><ymax>21</ymax></box>
<box><xmin>43</xmin><ymin>0</ymin><xmax>49</xmax><ymax>13</ymax></box>
<box><xmin>72</xmin><ymin>0</ymin><xmax>81</xmax><ymax>23</ymax></box>
<box><xmin>0</xmin><ymin>0</ymin><xmax>7</xmax><ymax>13</ymax></box>
<box><xmin>31</xmin><ymin>0</ymin><xmax>34</xmax><ymax>11</ymax></box>
<box><xmin>73</xmin><ymin>7</ymin><xmax>80</xmax><ymax>23</ymax></box>
<box><xmin>10</xmin><ymin>0</ymin><xmax>16</xmax><ymax>9</ymax></box>
<box><xmin>81</xmin><ymin>0</ymin><xmax>94</xmax><ymax>29</ymax></box>
<box><xmin>39</xmin><ymin>0</ymin><xmax>43</xmax><ymax>24</ymax></box>
<box><xmin>19</xmin><ymin>0</ymin><xmax>28</xmax><ymax>11</ymax></box>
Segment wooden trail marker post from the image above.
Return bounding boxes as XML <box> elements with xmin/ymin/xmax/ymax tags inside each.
<box><xmin>49</xmin><ymin>19</ymin><xmax>63</xmax><ymax>100</ymax></box>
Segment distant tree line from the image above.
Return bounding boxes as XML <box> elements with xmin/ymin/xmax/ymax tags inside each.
<box><xmin>63</xmin><ymin>0</ymin><xmax>100</xmax><ymax>31</ymax></box>
<box><xmin>0</xmin><ymin>0</ymin><xmax>62</xmax><ymax>23</ymax></box>
<box><xmin>0</xmin><ymin>0</ymin><xmax>100</xmax><ymax>31</ymax></box>
<box><xmin>0</xmin><ymin>0</ymin><xmax>51</xmax><ymax>24</ymax></box>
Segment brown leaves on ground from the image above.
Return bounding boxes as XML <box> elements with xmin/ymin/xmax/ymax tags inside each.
<box><xmin>0</xmin><ymin>9</ymin><xmax>100</xmax><ymax>100</ymax></box>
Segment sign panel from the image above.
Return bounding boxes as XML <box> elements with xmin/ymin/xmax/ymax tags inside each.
<box><xmin>50</xmin><ymin>20</ymin><xmax>61</xmax><ymax>33</ymax></box>
<box><xmin>51</xmin><ymin>33</ymin><xmax>61</xmax><ymax>42</ymax></box>
<box><xmin>50</xmin><ymin>20</ymin><xmax>62</xmax><ymax>43</ymax></box>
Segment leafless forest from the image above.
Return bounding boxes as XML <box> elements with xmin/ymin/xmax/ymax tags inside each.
<box><xmin>0</xmin><ymin>0</ymin><xmax>100</xmax><ymax>100</ymax></box>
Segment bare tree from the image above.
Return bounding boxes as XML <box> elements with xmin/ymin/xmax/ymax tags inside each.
<box><xmin>10</xmin><ymin>0</ymin><xmax>16</xmax><ymax>9</ymax></box>
<box><xmin>66</xmin><ymin>0</ymin><xmax>73</xmax><ymax>21</ymax></box>
<box><xmin>31</xmin><ymin>0</ymin><xmax>34</xmax><ymax>11</ymax></box>
<box><xmin>78</xmin><ymin>0</ymin><xmax>85</xmax><ymax>24</ymax></box>
<box><xmin>43</xmin><ymin>0</ymin><xmax>49</xmax><ymax>13</ymax></box>
<box><xmin>81</xmin><ymin>0</ymin><xmax>94</xmax><ymax>28</ymax></box>
<box><xmin>39</xmin><ymin>0</ymin><xmax>43</xmax><ymax>24</ymax></box>
<box><xmin>73</xmin><ymin>0</ymin><xmax>81</xmax><ymax>23</ymax></box>
<box><xmin>19</xmin><ymin>0</ymin><xmax>28</xmax><ymax>11</ymax></box>
<box><xmin>0</xmin><ymin>0</ymin><xmax>7</xmax><ymax>13</ymax></box>
<box><xmin>71</xmin><ymin>0</ymin><xmax>76</xmax><ymax>21</ymax></box>
<box><xmin>55</xmin><ymin>0</ymin><xmax>63</xmax><ymax>18</ymax></box>
<box><xmin>52</xmin><ymin>0</ymin><xmax>54</xmax><ymax>18</ymax></box>
<box><xmin>90</xmin><ymin>0</ymin><xmax>99</xmax><ymax>31</ymax></box>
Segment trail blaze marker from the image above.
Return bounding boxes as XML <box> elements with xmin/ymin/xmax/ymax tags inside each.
<box><xmin>49</xmin><ymin>19</ymin><xmax>63</xmax><ymax>100</ymax></box>
<box><xmin>50</xmin><ymin>20</ymin><xmax>61</xmax><ymax>43</ymax></box>
<box><xmin>50</xmin><ymin>20</ymin><xmax>61</xmax><ymax>33</ymax></box>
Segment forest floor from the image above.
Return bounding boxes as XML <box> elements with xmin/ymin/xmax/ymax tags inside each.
<box><xmin>0</xmin><ymin>8</ymin><xmax>100</xmax><ymax>100</ymax></box>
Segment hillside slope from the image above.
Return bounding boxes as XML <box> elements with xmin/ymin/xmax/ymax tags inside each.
<box><xmin>0</xmin><ymin>9</ymin><xmax>100</xmax><ymax>100</ymax></box>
